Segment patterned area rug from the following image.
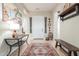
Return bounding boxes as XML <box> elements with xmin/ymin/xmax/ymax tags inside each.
<box><xmin>22</xmin><ymin>43</ymin><xmax>59</xmax><ymax>56</ymax></box>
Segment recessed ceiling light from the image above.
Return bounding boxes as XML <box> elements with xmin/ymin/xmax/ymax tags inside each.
<box><xmin>36</xmin><ymin>8</ymin><xmax>40</xmax><ymax>10</ymax></box>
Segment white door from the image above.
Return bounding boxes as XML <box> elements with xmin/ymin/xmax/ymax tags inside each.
<box><xmin>32</xmin><ymin>16</ymin><xmax>44</xmax><ymax>38</ymax></box>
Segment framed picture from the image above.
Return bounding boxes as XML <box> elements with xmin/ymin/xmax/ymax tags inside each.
<box><xmin>0</xmin><ymin>3</ymin><xmax>2</xmax><ymax>21</ymax></box>
<box><xmin>8</xmin><ymin>9</ymin><xmax>15</xmax><ymax>19</ymax></box>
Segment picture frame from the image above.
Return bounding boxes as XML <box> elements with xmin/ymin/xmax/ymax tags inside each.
<box><xmin>0</xmin><ymin>4</ymin><xmax>2</xmax><ymax>21</ymax></box>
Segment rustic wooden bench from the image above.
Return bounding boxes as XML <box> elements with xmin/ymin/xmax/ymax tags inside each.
<box><xmin>55</xmin><ymin>39</ymin><xmax>79</xmax><ymax>56</ymax></box>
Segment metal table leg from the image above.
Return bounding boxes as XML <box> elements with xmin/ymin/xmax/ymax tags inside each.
<box><xmin>18</xmin><ymin>40</ymin><xmax>20</xmax><ymax>56</ymax></box>
<box><xmin>7</xmin><ymin>46</ymin><xmax>12</xmax><ymax>56</ymax></box>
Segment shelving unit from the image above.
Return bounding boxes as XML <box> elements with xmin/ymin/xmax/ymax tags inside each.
<box><xmin>59</xmin><ymin>3</ymin><xmax>79</xmax><ymax>21</ymax></box>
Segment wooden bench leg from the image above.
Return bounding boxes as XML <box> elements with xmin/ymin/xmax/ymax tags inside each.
<box><xmin>68</xmin><ymin>51</ymin><xmax>72</xmax><ymax>56</ymax></box>
<box><xmin>59</xmin><ymin>44</ymin><xmax>62</xmax><ymax>48</ymax></box>
<box><xmin>7</xmin><ymin>46</ymin><xmax>12</xmax><ymax>56</ymax></box>
<box><xmin>73</xmin><ymin>51</ymin><xmax>77</xmax><ymax>56</ymax></box>
<box><xmin>55</xmin><ymin>42</ymin><xmax>58</xmax><ymax>48</ymax></box>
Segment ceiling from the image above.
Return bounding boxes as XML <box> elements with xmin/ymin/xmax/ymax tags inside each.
<box><xmin>24</xmin><ymin>3</ymin><xmax>57</xmax><ymax>12</ymax></box>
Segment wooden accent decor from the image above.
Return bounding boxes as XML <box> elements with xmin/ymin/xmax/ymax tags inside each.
<box><xmin>2</xmin><ymin>3</ymin><xmax>9</xmax><ymax>21</ymax></box>
<box><xmin>48</xmin><ymin>18</ymin><xmax>51</xmax><ymax>32</ymax></box>
<box><xmin>59</xmin><ymin>3</ymin><xmax>79</xmax><ymax>21</ymax></box>
<box><xmin>63</xmin><ymin>3</ymin><xmax>71</xmax><ymax>11</ymax></box>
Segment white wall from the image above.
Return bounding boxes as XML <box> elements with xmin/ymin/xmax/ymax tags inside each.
<box><xmin>53</xmin><ymin>3</ymin><xmax>79</xmax><ymax>51</ymax></box>
<box><xmin>22</xmin><ymin>17</ymin><xmax>29</xmax><ymax>34</ymax></box>
<box><xmin>52</xmin><ymin>4</ymin><xmax>64</xmax><ymax>39</ymax></box>
<box><xmin>60</xmin><ymin>15</ymin><xmax>79</xmax><ymax>48</ymax></box>
<box><xmin>29</xmin><ymin>11</ymin><xmax>52</xmax><ymax>17</ymax></box>
<box><xmin>53</xmin><ymin>12</ymin><xmax>60</xmax><ymax>39</ymax></box>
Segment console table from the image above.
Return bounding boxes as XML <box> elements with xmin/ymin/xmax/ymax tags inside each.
<box><xmin>4</xmin><ymin>34</ymin><xmax>29</xmax><ymax>56</ymax></box>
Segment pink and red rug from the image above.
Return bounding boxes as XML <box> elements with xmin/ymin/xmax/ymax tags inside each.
<box><xmin>22</xmin><ymin>43</ymin><xmax>59</xmax><ymax>56</ymax></box>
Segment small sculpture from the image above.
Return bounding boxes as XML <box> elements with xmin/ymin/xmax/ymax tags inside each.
<box><xmin>12</xmin><ymin>30</ymin><xmax>17</xmax><ymax>38</ymax></box>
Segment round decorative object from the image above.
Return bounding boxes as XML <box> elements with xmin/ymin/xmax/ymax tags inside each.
<box><xmin>48</xmin><ymin>23</ymin><xmax>51</xmax><ymax>26</ymax></box>
<box><xmin>48</xmin><ymin>18</ymin><xmax>50</xmax><ymax>21</ymax></box>
<box><xmin>48</xmin><ymin>18</ymin><xmax>51</xmax><ymax>32</ymax></box>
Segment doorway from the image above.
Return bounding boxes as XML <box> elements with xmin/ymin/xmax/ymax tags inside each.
<box><xmin>32</xmin><ymin>16</ymin><xmax>45</xmax><ymax>38</ymax></box>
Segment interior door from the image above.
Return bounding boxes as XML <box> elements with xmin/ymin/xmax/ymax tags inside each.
<box><xmin>32</xmin><ymin>16</ymin><xmax>44</xmax><ymax>38</ymax></box>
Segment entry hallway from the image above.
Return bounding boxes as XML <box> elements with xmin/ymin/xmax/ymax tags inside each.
<box><xmin>0</xmin><ymin>3</ymin><xmax>79</xmax><ymax>56</ymax></box>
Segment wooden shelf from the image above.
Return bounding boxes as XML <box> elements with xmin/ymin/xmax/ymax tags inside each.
<box><xmin>59</xmin><ymin>3</ymin><xmax>79</xmax><ymax>21</ymax></box>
